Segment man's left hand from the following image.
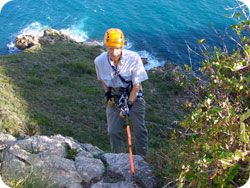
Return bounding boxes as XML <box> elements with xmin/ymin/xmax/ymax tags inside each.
<box><xmin>119</xmin><ymin>107</ymin><xmax>129</xmax><ymax>119</ymax></box>
<box><xmin>127</xmin><ymin>101</ymin><xmax>133</xmax><ymax>110</ymax></box>
<box><xmin>119</xmin><ymin>101</ymin><xmax>133</xmax><ymax>118</ymax></box>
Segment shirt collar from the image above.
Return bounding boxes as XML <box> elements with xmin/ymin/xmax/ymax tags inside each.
<box><xmin>107</xmin><ymin>50</ymin><xmax>124</xmax><ymax>66</ymax></box>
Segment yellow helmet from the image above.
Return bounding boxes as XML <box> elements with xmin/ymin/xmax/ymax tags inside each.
<box><xmin>104</xmin><ymin>28</ymin><xmax>125</xmax><ymax>48</ymax></box>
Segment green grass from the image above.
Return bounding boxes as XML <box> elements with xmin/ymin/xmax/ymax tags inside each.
<box><xmin>143</xmin><ymin>68</ymin><xmax>187</xmax><ymax>127</ymax></box>
<box><xmin>0</xmin><ymin>41</ymin><xmax>110</xmax><ymax>149</ymax></box>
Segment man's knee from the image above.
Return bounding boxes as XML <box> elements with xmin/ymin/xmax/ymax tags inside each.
<box><xmin>107</xmin><ymin>124</ymin><xmax>122</xmax><ymax>136</ymax></box>
<box><xmin>108</xmin><ymin>130</ymin><xmax>119</xmax><ymax>138</ymax></box>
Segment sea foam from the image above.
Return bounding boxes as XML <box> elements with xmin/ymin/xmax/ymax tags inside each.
<box><xmin>7</xmin><ymin>22</ymin><xmax>88</xmax><ymax>52</ymax></box>
<box><xmin>138</xmin><ymin>50</ymin><xmax>165</xmax><ymax>70</ymax></box>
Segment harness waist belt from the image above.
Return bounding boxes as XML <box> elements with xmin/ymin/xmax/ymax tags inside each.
<box><xmin>111</xmin><ymin>87</ymin><xmax>144</xmax><ymax>98</ymax></box>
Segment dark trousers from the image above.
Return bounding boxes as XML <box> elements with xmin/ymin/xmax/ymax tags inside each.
<box><xmin>106</xmin><ymin>98</ymin><xmax>148</xmax><ymax>156</ymax></box>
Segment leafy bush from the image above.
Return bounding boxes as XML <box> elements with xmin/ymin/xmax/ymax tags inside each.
<box><xmin>178</xmin><ymin>18</ymin><xmax>249</xmax><ymax>187</ymax></box>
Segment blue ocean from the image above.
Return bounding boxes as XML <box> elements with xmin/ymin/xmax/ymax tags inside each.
<box><xmin>0</xmin><ymin>0</ymin><xmax>245</xmax><ymax>69</ymax></box>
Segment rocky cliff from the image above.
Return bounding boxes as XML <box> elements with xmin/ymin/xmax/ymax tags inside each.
<box><xmin>0</xmin><ymin>133</ymin><xmax>156</xmax><ymax>188</ymax></box>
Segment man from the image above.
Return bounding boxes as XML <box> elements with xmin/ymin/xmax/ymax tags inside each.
<box><xmin>94</xmin><ymin>28</ymin><xmax>148</xmax><ymax>156</ymax></box>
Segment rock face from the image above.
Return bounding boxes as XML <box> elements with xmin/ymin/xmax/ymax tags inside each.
<box><xmin>39</xmin><ymin>28</ymin><xmax>75</xmax><ymax>45</ymax></box>
<box><xmin>0</xmin><ymin>133</ymin><xmax>157</xmax><ymax>188</ymax></box>
<box><xmin>15</xmin><ymin>35</ymin><xmax>40</xmax><ymax>50</ymax></box>
<box><xmin>101</xmin><ymin>153</ymin><xmax>156</xmax><ymax>188</ymax></box>
<box><xmin>141</xmin><ymin>58</ymin><xmax>148</xmax><ymax>65</ymax></box>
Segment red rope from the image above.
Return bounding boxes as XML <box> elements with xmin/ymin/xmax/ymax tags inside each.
<box><xmin>126</xmin><ymin>124</ymin><xmax>135</xmax><ymax>176</ymax></box>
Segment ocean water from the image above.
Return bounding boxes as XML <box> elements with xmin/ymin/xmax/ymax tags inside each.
<box><xmin>0</xmin><ymin>0</ymin><xmax>246</xmax><ymax>69</ymax></box>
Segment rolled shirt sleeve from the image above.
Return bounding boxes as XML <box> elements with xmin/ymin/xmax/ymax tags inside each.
<box><xmin>94</xmin><ymin>57</ymin><xmax>101</xmax><ymax>80</ymax></box>
<box><xmin>132</xmin><ymin>54</ymin><xmax>148</xmax><ymax>85</ymax></box>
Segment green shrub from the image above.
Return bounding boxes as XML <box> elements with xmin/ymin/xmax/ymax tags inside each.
<box><xmin>178</xmin><ymin>18</ymin><xmax>249</xmax><ymax>187</ymax></box>
<box><xmin>66</xmin><ymin>144</ymin><xmax>78</xmax><ymax>161</ymax></box>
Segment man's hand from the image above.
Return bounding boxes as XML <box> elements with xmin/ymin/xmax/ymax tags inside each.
<box><xmin>127</xmin><ymin>101</ymin><xmax>133</xmax><ymax>110</ymax></box>
<box><xmin>105</xmin><ymin>91</ymin><xmax>113</xmax><ymax>101</ymax></box>
<box><xmin>119</xmin><ymin>107</ymin><xmax>129</xmax><ymax>119</ymax></box>
<box><xmin>105</xmin><ymin>91</ymin><xmax>115</xmax><ymax>107</ymax></box>
<box><xmin>119</xmin><ymin>101</ymin><xmax>133</xmax><ymax>119</ymax></box>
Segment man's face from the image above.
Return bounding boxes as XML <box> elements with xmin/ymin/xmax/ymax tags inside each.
<box><xmin>108</xmin><ymin>47</ymin><xmax>122</xmax><ymax>61</ymax></box>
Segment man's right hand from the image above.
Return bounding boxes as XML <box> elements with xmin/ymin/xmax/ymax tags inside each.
<box><xmin>105</xmin><ymin>91</ymin><xmax>115</xmax><ymax>107</ymax></box>
<box><xmin>105</xmin><ymin>91</ymin><xmax>113</xmax><ymax>101</ymax></box>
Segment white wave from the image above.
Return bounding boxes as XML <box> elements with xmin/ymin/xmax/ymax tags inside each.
<box><xmin>0</xmin><ymin>0</ymin><xmax>12</xmax><ymax>13</ymax></box>
<box><xmin>17</xmin><ymin>22</ymin><xmax>48</xmax><ymax>37</ymax></box>
<box><xmin>138</xmin><ymin>50</ymin><xmax>165</xmax><ymax>70</ymax></box>
<box><xmin>17</xmin><ymin>22</ymin><xmax>88</xmax><ymax>42</ymax></box>
<box><xmin>14</xmin><ymin>22</ymin><xmax>89</xmax><ymax>42</ymax></box>
<box><xmin>6</xmin><ymin>41</ymin><xmax>19</xmax><ymax>53</ymax></box>
<box><xmin>125</xmin><ymin>39</ymin><xmax>165</xmax><ymax>70</ymax></box>
<box><xmin>60</xmin><ymin>26</ymin><xmax>88</xmax><ymax>42</ymax></box>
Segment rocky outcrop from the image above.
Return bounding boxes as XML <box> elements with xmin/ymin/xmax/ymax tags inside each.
<box><xmin>84</xmin><ymin>40</ymin><xmax>103</xmax><ymax>47</ymax></box>
<box><xmin>15</xmin><ymin>28</ymin><xmax>75</xmax><ymax>50</ymax></box>
<box><xmin>15</xmin><ymin>28</ymin><xmax>103</xmax><ymax>50</ymax></box>
<box><xmin>39</xmin><ymin>28</ymin><xmax>75</xmax><ymax>45</ymax></box>
<box><xmin>101</xmin><ymin>153</ymin><xmax>156</xmax><ymax>188</ymax></box>
<box><xmin>15</xmin><ymin>35</ymin><xmax>40</xmax><ymax>50</ymax></box>
<box><xmin>0</xmin><ymin>133</ymin><xmax>157</xmax><ymax>188</ymax></box>
<box><xmin>141</xmin><ymin>58</ymin><xmax>148</xmax><ymax>65</ymax></box>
